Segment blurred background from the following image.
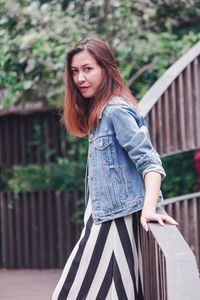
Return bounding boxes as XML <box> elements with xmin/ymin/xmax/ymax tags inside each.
<box><xmin>0</xmin><ymin>0</ymin><xmax>200</xmax><ymax>269</ymax></box>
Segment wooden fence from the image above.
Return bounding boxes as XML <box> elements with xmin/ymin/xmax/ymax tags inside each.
<box><xmin>0</xmin><ymin>190</ymin><xmax>83</xmax><ymax>268</ymax></box>
<box><xmin>139</xmin><ymin>41</ymin><xmax>200</xmax><ymax>157</ymax></box>
<box><xmin>0</xmin><ymin>109</ymin><xmax>66</xmax><ymax>166</ymax></box>
<box><xmin>142</xmin><ymin>206</ymin><xmax>200</xmax><ymax>300</ymax></box>
<box><xmin>0</xmin><ymin>190</ymin><xmax>200</xmax><ymax>299</ymax></box>
<box><xmin>162</xmin><ymin>191</ymin><xmax>200</xmax><ymax>270</ymax></box>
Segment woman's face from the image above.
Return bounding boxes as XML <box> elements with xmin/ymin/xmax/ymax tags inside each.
<box><xmin>71</xmin><ymin>50</ymin><xmax>103</xmax><ymax>98</ymax></box>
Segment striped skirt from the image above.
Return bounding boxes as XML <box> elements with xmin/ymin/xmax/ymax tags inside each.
<box><xmin>51</xmin><ymin>198</ymin><xmax>144</xmax><ymax>300</ymax></box>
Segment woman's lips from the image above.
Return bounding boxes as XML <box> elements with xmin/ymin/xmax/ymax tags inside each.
<box><xmin>80</xmin><ymin>86</ymin><xmax>89</xmax><ymax>91</ymax></box>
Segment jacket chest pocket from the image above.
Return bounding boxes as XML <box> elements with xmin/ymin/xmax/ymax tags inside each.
<box><xmin>94</xmin><ymin>136</ymin><xmax>114</xmax><ymax>165</ymax></box>
<box><xmin>94</xmin><ymin>136</ymin><xmax>112</xmax><ymax>150</ymax></box>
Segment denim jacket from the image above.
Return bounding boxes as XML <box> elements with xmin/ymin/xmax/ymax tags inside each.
<box><xmin>85</xmin><ymin>97</ymin><xmax>166</xmax><ymax>224</ymax></box>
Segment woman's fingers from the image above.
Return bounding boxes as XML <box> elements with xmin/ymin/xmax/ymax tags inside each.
<box><xmin>140</xmin><ymin>213</ymin><xmax>178</xmax><ymax>232</ymax></box>
<box><xmin>157</xmin><ymin>215</ymin><xmax>165</xmax><ymax>226</ymax></box>
<box><xmin>140</xmin><ymin>217</ymin><xmax>149</xmax><ymax>232</ymax></box>
<box><xmin>161</xmin><ymin>215</ymin><xmax>178</xmax><ymax>225</ymax></box>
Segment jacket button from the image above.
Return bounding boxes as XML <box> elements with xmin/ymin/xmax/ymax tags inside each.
<box><xmin>89</xmin><ymin>153</ymin><xmax>92</xmax><ymax>157</ymax></box>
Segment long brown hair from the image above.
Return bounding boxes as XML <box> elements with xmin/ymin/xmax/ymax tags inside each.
<box><xmin>64</xmin><ymin>37</ymin><xmax>138</xmax><ymax>137</ymax></box>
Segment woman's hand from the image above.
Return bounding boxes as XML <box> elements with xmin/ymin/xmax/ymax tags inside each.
<box><xmin>140</xmin><ymin>211</ymin><xmax>178</xmax><ymax>232</ymax></box>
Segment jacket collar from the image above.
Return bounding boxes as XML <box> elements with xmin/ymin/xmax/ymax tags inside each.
<box><xmin>99</xmin><ymin>103</ymin><xmax>107</xmax><ymax>119</ymax></box>
<box><xmin>99</xmin><ymin>96</ymin><xmax>122</xmax><ymax>119</ymax></box>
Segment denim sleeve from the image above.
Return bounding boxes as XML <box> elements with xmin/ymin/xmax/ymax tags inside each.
<box><xmin>109</xmin><ymin>104</ymin><xmax>166</xmax><ymax>180</ymax></box>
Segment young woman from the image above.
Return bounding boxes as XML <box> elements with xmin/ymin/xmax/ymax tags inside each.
<box><xmin>51</xmin><ymin>38</ymin><xmax>178</xmax><ymax>300</ymax></box>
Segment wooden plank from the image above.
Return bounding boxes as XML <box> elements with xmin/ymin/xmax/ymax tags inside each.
<box><xmin>39</xmin><ymin>191</ymin><xmax>46</xmax><ymax>268</ymax></box>
<box><xmin>183</xmin><ymin>65</ymin><xmax>195</xmax><ymax>149</ymax></box>
<box><xmin>169</xmin><ymin>82</ymin><xmax>178</xmax><ymax>152</ymax></box>
<box><xmin>163</xmin><ymin>90</ymin><xmax>170</xmax><ymax>155</ymax></box>
<box><xmin>44</xmin><ymin>117</ymin><xmax>50</xmax><ymax>163</ymax></box>
<box><xmin>23</xmin><ymin>192</ymin><xmax>30</xmax><ymax>268</ymax></box>
<box><xmin>20</xmin><ymin>117</ymin><xmax>26</xmax><ymax>164</ymax></box>
<box><xmin>47</xmin><ymin>191</ymin><xmax>55</xmax><ymax>267</ymax></box>
<box><xmin>156</xmin><ymin>97</ymin><xmax>163</xmax><ymax>155</ymax></box>
<box><xmin>149</xmin><ymin>106</ymin><xmax>157</xmax><ymax>149</ymax></box>
<box><xmin>192</xmin><ymin>58</ymin><xmax>200</xmax><ymax>147</ymax></box>
<box><xmin>0</xmin><ymin>119</ymin><xmax>2</xmax><ymax>165</ymax></box>
<box><xmin>7</xmin><ymin>192</ymin><xmax>15</xmax><ymax>268</ymax></box>
<box><xmin>74</xmin><ymin>190</ymin><xmax>81</xmax><ymax>242</ymax></box>
<box><xmin>31</xmin><ymin>192</ymin><xmax>39</xmax><ymax>268</ymax></box>
<box><xmin>174</xmin><ymin>201</ymin><xmax>181</xmax><ymax>226</ymax></box>
<box><xmin>5</xmin><ymin>117</ymin><xmax>10</xmax><ymax>165</ymax></box>
<box><xmin>182</xmin><ymin>200</ymin><xmax>189</xmax><ymax>242</ymax></box>
<box><xmin>198</xmin><ymin>195</ymin><xmax>200</xmax><ymax>269</ymax></box>
<box><xmin>27</xmin><ymin>115</ymin><xmax>33</xmax><ymax>164</ymax></box>
<box><xmin>187</xmin><ymin>199</ymin><xmax>195</xmax><ymax>251</ymax></box>
<box><xmin>13</xmin><ymin>116</ymin><xmax>19</xmax><ymax>164</ymax></box>
<box><xmin>15</xmin><ymin>195</ymin><xmax>23</xmax><ymax>268</ymax></box>
<box><xmin>189</xmin><ymin>198</ymin><xmax>199</xmax><ymax>267</ymax></box>
<box><xmin>176</xmin><ymin>74</ymin><xmax>186</xmax><ymax>151</ymax></box>
<box><xmin>53</xmin><ymin>112</ymin><xmax>62</xmax><ymax>158</ymax></box>
<box><xmin>0</xmin><ymin>193</ymin><xmax>8</xmax><ymax>267</ymax></box>
<box><xmin>56</xmin><ymin>191</ymin><xmax>65</xmax><ymax>268</ymax></box>
<box><xmin>64</xmin><ymin>190</ymin><xmax>72</xmax><ymax>258</ymax></box>
<box><xmin>154</xmin><ymin>243</ymin><xmax>160</xmax><ymax>299</ymax></box>
<box><xmin>34</xmin><ymin>114</ymin><xmax>42</xmax><ymax>164</ymax></box>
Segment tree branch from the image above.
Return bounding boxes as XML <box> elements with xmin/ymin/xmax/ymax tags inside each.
<box><xmin>127</xmin><ymin>61</ymin><xmax>156</xmax><ymax>88</ymax></box>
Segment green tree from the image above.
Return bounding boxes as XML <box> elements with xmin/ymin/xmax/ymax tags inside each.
<box><xmin>0</xmin><ymin>0</ymin><xmax>200</xmax><ymax>108</ymax></box>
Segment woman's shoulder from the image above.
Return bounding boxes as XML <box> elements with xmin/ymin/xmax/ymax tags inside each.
<box><xmin>105</xmin><ymin>96</ymin><xmax>139</xmax><ymax>116</ymax></box>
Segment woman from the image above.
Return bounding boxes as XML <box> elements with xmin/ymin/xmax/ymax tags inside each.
<box><xmin>52</xmin><ymin>38</ymin><xmax>178</xmax><ymax>300</ymax></box>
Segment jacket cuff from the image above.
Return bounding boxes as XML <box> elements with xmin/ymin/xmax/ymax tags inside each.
<box><xmin>142</xmin><ymin>165</ymin><xmax>166</xmax><ymax>181</ymax></box>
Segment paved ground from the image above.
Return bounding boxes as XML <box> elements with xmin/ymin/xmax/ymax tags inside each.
<box><xmin>0</xmin><ymin>269</ymin><xmax>62</xmax><ymax>300</ymax></box>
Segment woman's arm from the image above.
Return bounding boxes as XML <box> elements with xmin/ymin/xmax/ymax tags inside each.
<box><xmin>140</xmin><ymin>171</ymin><xmax>178</xmax><ymax>232</ymax></box>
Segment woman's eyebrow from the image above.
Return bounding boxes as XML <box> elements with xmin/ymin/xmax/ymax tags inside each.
<box><xmin>71</xmin><ymin>63</ymin><xmax>92</xmax><ymax>68</ymax></box>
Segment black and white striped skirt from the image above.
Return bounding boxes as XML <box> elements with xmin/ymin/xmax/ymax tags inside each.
<box><xmin>51</xmin><ymin>198</ymin><xmax>144</xmax><ymax>300</ymax></box>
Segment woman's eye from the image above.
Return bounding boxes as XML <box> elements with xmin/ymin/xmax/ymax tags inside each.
<box><xmin>85</xmin><ymin>67</ymin><xmax>92</xmax><ymax>71</ymax></box>
<box><xmin>72</xmin><ymin>69</ymin><xmax>78</xmax><ymax>74</ymax></box>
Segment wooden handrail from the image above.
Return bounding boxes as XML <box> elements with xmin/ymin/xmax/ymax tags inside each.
<box><xmin>138</xmin><ymin>41</ymin><xmax>200</xmax><ymax>157</ymax></box>
<box><xmin>143</xmin><ymin>206</ymin><xmax>200</xmax><ymax>300</ymax></box>
<box><xmin>139</xmin><ymin>41</ymin><xmax>200</xmax><ymax>117</ymax></box>
<box><xmin>162</xmin><ymin>191</ymin><xmax>200</xmax><ymax>206</ymax></box>
<box><xmin>163</xmin><ymin>192</ymin><xmax>200</xmax><ymax>271</ymax></box>
<box><xmin>138</xmin><ymin>41</ymin><xmax>200</xmax><ymax>298</ymax></box>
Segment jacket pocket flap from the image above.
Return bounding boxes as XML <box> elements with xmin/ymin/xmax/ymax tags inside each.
<box><xmin>94</xmin><ymin>137</ymin><xmax>112</xmax><ymax>150</ymax></box>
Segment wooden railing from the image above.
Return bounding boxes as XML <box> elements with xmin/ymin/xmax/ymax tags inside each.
<box><xmin>0</xmin><ymin>109</ymin><xmax>66</xmax><ymax>166</ymax></box>
<box><xmin>162</xmin><ymin>191</ymin><xmax>200</xmax><ymax>270</ymax></box>
<box><xmin>142</xmin><ymin>206</ymin><xmax>200</xmax><ymax>300</ymax></box>
<box><xmin>0</xmin><ymin>190</ymin><xmax>83</xmax><ymax>268</ymax></box>
<box><xmin>1</xmin><ymin>190</ymin><xmax>200</xmax><ymax>299</ymax></box>
<box><xmin>139</xmin><ymin>41</ymin><xmax>200</xmax><ymax>157</ymax></box>
<box><xmin>138</xmin><ymin>41</ymin><xmax>200</xmax><ymax>299</ymax></box>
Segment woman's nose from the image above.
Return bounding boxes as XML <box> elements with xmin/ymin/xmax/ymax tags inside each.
<box><xmin>78</xmin><ymin>71</ymin><xmax>85</xmax><ymax>83</ymax></box>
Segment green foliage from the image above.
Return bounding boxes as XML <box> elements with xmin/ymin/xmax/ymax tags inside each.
<box><xmin>0</xmin><ymin>0</ymin><xmax>200</xmax><ymax>107</ymax></box>
<box><xmin>0</xmin><ymin>0</ymin><xmax>82</xmax><ymax>107</ymax></box>
<box><xmin>6</xmin><ymin>159</ymin><xmax>85</xmax><ymax>192</ymax></box>
<box><xmin>161</xmin><ymin>151</ymin><xmax>198</xmax><ymax>199</ymax></box>
<box><xmin>2</xmin><ymin>133</ymin><xmax>88</xmax><ymax>192</ymax></box>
